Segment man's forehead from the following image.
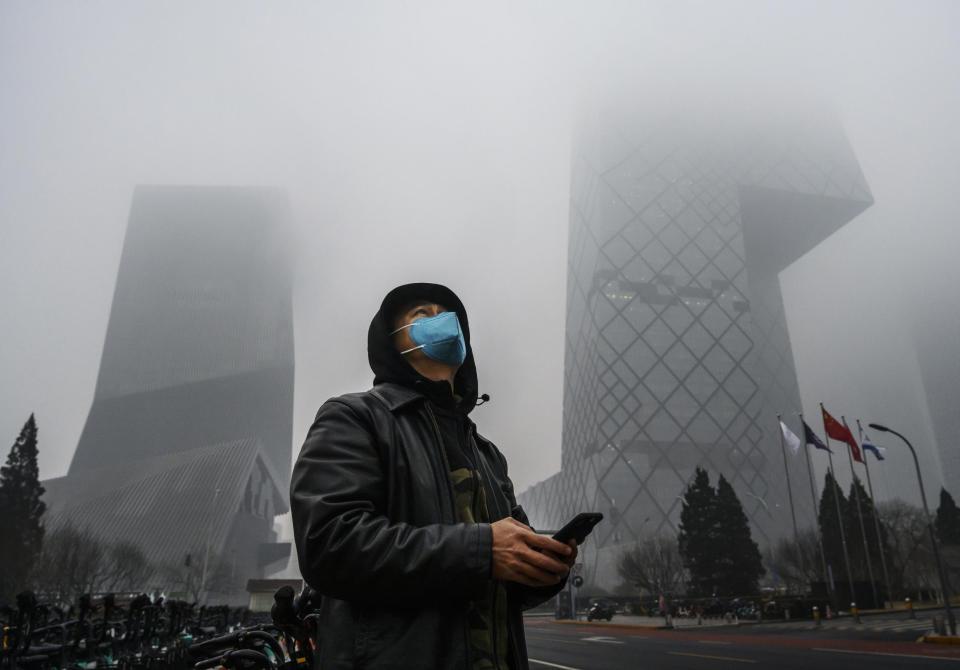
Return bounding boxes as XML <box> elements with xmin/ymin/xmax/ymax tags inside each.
<box><xmin>396</xmin><ymin>299</ymin><xmax>446</xmax><ymax>315</ymax></box>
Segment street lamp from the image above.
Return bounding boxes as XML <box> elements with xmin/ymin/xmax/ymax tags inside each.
<box><xmin>869</xmin><ymin>422</ymin><xmax>956</xmax><ymax>635</ymax></box>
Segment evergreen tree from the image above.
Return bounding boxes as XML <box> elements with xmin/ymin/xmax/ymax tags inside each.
<box><xmin>817</xmin><ymin>470</ymin><xmax>848</xmax><ymax>583</ymax></box>
<box><xmin>714</xmin><ymin>476</ymin><xmax>765</xmax><ymax>595</ymax></box>
<box><xmin>678</xmin><ymin>467</ymin><xmax>719</xmax><ymax>596</ymax></box>
<box><xmin>845</xmin><ymin>478</ymin><xmax>891</xmax><ymax>581</ymax></box>
<box><xmin>936</xmin><ymin>488</ymin><xmax>960</xmax><ymax>546</ymax></box>
<box><xmin>0</xmin><ymin>414</ymin><xmax>46</xmax><ymax>600</ymax></box>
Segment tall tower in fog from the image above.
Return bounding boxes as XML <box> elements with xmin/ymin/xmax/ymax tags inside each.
<box><xmin>44</xmin><ymin>186</ymin><xmax>295</xmax><ymax>600</ymax></box>
<box><xmin>69</xmin><ymin>186</ymin><xmax>294</xmax><ymax>478</ymax></box>
<box><xmin>520</xmin><ymin>100</ymin><xmax>873</xmax><ymax>589</ymax></box>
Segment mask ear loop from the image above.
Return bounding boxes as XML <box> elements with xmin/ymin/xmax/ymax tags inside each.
<box><xmin>390</xmin><ymin>321</ymin><xmax>425</xmax><ymax>355</ymax></box>
<box><xmin>389</xmin><ymin>322</ymin><xmax>414</xmax><ymax>337</ymax></box>
<box><xmin>389</xmin><ymin>311</ymin><xmax>456</xmax><ymax>336</ymax></box>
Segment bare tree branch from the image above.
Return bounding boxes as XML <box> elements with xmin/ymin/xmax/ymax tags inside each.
<box><xmin>617</xmin><ymin>534</ymin><xmax>686</xmax><ymax>597</ymax></box>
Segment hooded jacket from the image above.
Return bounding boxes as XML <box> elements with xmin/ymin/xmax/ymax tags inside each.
<box><xmin>290</xmin><ymin>283</ymin><xmax>565</xmax><ymax>670</ymax></box>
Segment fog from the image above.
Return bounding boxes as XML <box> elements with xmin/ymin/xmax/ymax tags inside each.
<box><xmin>2</xmin><ymin>0</ymin><xmax>958</xmax><ymax>519</ymax></box>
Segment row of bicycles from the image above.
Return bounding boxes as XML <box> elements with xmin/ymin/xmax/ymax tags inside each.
<box><xmin>1</xmin><ymin>586</ymin><xmax>321</xmax><ymax>670</ymax></box>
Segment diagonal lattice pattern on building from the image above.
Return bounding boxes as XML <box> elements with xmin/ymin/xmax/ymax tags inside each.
<box><xmin>520</xmin><ymin>105</ymin><xmax>873</xmax><ymax>590</ymax></box>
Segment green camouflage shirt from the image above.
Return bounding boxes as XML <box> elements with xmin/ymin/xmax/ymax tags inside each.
<box><xmin>450</xmin><ymin>467</ymin><xmax>510</xmax><ymax>670</ymax></box>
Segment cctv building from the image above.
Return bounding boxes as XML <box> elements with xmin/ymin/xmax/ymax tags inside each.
<box><xmin>43</xmin><ymin>185</ymin><xmax>294</xmax><ymax>602</ymax></box>
<box><xmin>518</xmin><ymin>101</ymin><xmax>873</xmax><ymax>590</ymax></box>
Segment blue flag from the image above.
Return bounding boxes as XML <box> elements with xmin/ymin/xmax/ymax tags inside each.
<box><xmin>861</xmin><ymin>432</ymin><xmax>886</xmax><ymax>461</ymax></box>
<box><xmin>803</xmin><ymin>421</ymin><xmax>832</xmax><ymax>453</ymax></box>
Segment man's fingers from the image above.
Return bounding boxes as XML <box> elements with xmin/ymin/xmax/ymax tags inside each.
<box><xmin>525</xmin><ymin>531</ymin><xmax>574</xmax><ymax>556</ymax></box>
<box><xmin>564</xmin><ymin>541</ymin><xmax>579</xmax><ymax>566</ymax></box>
<box><xmin>509</xmin><ymin>573</ymin><xmax>548</xmax><ymax>588</ymax></box>
<box><xmin>514</xmin><ymin>560</ymin><xmax>562</xmax><ymax>587</ymax></box>
<box><xmin>543</xmin><ymin>549</ymin><xmax>576</xmax><ymax>567</ymax></box>
<box><xmin>522</xmin><ymin>548</ymin><xmax>569</xmax><ymax>576</ymax></box>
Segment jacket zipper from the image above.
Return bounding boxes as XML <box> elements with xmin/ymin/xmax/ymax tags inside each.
<box><xmin>423</xmin><ymin>403</ymin><xmax>473</xmax><ymax>668</ymax></box>
<box><xmin>469</xmin><ymin>429</ymin><xmax>508</xmax><ymax>670</ymax></box>
<box><xmin>470</xmin><ymin>430</ymin><xmax>506</xmax><ymax>519</ymax></box>
<box><xmin>424</xmin><ymin>403</ymin><xmax>458</xmax><ymax>520</ymax></box>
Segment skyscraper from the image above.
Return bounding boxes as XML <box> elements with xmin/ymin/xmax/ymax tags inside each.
<box><xmin>519</xmin><ymin>101</ymin><xmax>873</xmax><ymax>590</ymax></box>
<box><xmin>44</xmin><ymin>185</ymin><xmax>295</xmax><ymax>600</ymax></box>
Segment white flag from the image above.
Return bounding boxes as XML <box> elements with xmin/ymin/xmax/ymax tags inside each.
<box><xmin>780</xmin><ymin>420</ymin><xmax>802</xmax><ymax>456</ymax></box>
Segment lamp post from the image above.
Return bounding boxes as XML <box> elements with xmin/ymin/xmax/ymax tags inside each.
<box><xmin>869</xmin><ymin>423</ymin><xmax>956</xmax><ymax>635</ymax></box>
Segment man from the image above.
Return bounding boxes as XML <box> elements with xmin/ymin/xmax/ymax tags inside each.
<box><xmin>290</xmin><ymin>283</ymin><xmax>577</xmax><ymax>670</ymax></box>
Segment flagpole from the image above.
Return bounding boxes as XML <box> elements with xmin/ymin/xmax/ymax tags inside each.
<box><xmin>843</xmin><ymin>415</ymin><xmax>880</xmax><ymax>610</ymax></box>
<box><xmin>777</xmin><ymin>414</ymin><xmax>801</xmax><ymax>550</ymax></box>
<box><xmin>800</xmin><ymin>413</ymin><xmax>832</xmax><ymax>604</ymax></box>
<box><xmin>821</xmin><ymin>403</ymin><xmax>856</xmax><ymax>611</ymax></box>
<box><xmin>858</xmin><ymin>418</ymin><xmax>893</xmax><ymax>608</ymax></box>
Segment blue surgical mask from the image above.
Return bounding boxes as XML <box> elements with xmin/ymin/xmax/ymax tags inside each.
<box><xmin>390</xmin><ymin>311</ymin><xmax>467</xmax><ymax>367</ymax></box>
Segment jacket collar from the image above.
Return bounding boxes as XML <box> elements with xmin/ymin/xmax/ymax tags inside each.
<box><xmin>371</xmin><ymin>382</ymin><xmax>426</xmax><ymax>412</ymax></box>
<box><xmin>371</xmin><ymin>383</ymin><xmax>480</xmax><ymax>437</ymax></box>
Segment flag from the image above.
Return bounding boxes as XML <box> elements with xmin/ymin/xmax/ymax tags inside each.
<box><xmin>780</xmin><ymin>420</ymin><xmax>802</xmax><ymax>455</ymax></box>
<box><xmin>803</xmin><ymin>421</ymin><xmax>832</xmax><ymax>453</ymax></box>
<box><xmin>822</xmin><ymin>406</ymin><xmax>863</xmax><ymax>463</ymax></box>
<box><xmin>861</xmin><ymin>432</ymin><xmax>886</xmax><ymax>461</ymax></box>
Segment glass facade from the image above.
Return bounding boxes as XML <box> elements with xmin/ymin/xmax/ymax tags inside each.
<box><xmin>519</xmin><ymin>105</ymin><xmax>873</xmax><ymax>590</ymax></box>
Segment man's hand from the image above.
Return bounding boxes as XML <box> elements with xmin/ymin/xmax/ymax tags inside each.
<box><xmin>556</xmin><ymin>539</ymin><xmax>578</xmax><ymax>568</ymax></box>
<box><xmin>490</xmin><ymin>517</ymin><xmax>577</xmax><ymax>587</ymax></box>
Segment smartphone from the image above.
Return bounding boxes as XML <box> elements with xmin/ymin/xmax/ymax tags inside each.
<box><xmin>552</xmin><ymin>512</ymin><xmax>603</xmax><ymax>545</ymax></box>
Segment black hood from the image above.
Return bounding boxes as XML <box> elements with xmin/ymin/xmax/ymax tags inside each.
<box><xmin>368</xmin><ymin>283</ymin><xmax>479</xmax><ymax>414</ymax></box>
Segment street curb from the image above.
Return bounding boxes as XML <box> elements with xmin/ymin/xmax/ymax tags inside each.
<box><xmin>918</xmin><ymin>635</ymin><xmax>960</xmax><ymax>645</ymax></box>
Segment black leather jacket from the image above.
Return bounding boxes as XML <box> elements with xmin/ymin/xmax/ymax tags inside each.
<box><xmin>290</xmin><ymin>382</ymin><xmax>564</xmax><ymax>669</ymax></box>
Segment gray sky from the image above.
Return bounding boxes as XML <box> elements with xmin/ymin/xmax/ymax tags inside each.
<box><xmin>1</xmin><ymin>1</ymin><xmax>958</xmax><ymax>512</ymax></box>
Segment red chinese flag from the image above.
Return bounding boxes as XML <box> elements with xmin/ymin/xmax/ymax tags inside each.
<box><xmin>821</xmin><ymin>406</ymin><xmax>863</xmax><ymax>463</ymax></box>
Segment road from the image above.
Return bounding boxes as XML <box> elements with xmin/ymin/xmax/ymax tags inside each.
<box><xmin>523</xmin><ymin>616</ymin><xmax>960</xmax><ymax>669</ymax></box>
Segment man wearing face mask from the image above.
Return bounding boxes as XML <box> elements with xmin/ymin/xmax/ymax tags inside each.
<box><xmin>290</xmin><ymin>283</ymin><xmax>577</xmax><ymax>670</ymax></box>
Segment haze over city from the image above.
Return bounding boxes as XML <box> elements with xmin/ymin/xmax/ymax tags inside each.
<box><xmin>2</xmin><ymin>0</ymin><xmax>958</xmax><ymax>519</ymax></box>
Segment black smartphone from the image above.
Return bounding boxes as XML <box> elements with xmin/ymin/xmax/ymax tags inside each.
<box><xmin>552</xmin><ymin>512</ymin><xmax>603</xmax><ymax>545</ymax></box>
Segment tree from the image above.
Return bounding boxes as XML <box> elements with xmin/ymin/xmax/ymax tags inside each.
<box><xmin>678</xmin><ymin>467</ymin><xmax>719</xmax><ymax>596</ymax></box>
<box><xmin>617</xmin><ymin>534</ymin><xmax>685</xmax><ymax>597</ymax></box>
<box><xmin>101</xmin><ymin>541</ymin><xmax>153</xmax><ymax>593</ymax></box>
<box><xmin>714</xmin><ymin>476</ymin><xmax>765</xmax><ymax>595</ymax></box>
<box><xmin>0</xmin><ymin>414</ymin><xmax>46</xmax><ymax>600</ymax></box>
<box><xmin>32</xmin><ymin>522</ymin><xmax>104</xmax><ymax>604</ymax></box>
<box><xmin>817</xmin><ymin>470</ymin><xmax>848</xmax><ymax>584</ymax></box>
<box><xmin>936</xmin><ymin>489</ymin><xmax>960</xmax><ymax>546</ymax></box>
<box><xmin>162</xmin><ymin>547</ymin><xmax>236</xmax><ymax>603</ymax></box>
<box><xmin>877</xmin><ymin>499</ymin><xmax>937</xmax><ymax>598</ymax></box>
<box><xmin>844</xmin><ymin>478</ymin><xmax>891</xmax><ymax>581</ymax></box>
<box><xmin>32</xmin><ymin>521</ymin><xmax>154</xmax><ymax>604</ymax></box>
<box><xmin>765</xmin><ymin>528</ymin><xmax>822</xmax><ymax>594</ymax></box>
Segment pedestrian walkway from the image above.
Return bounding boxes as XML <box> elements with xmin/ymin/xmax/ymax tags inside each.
<box><xmin>749</xmin><ymin>615</ymin><xmax>936</xmax><ymax>635</ymax></box>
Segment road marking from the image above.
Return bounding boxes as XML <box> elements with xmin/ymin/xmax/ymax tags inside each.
<box><xmin>581</xmin><ymin>635</ymin><xmax>624</xmax><ymax>644</ymax></box>
<box><xmin>668</xmin><ymin>652</ymin><xmax>757</xmax><ymax>663</ymax></box>
<box><xmin>698</xmin><ymin>640</ymin><xmax>732</xmax><ymax>645</ymax></box>
<box><xmin>813</xmin><ymin>648</ymin><xmax>960</xmax><ymax>662</ymax></box>
<box><xmin>525</xmin><ymin>634</ymin><xmax>592</xmax><ymax>645</ymax></box>
<box><xmin>529</xmin><ymin>660</ymin><xmax>583</xmax><ymax>670</ymax></box>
